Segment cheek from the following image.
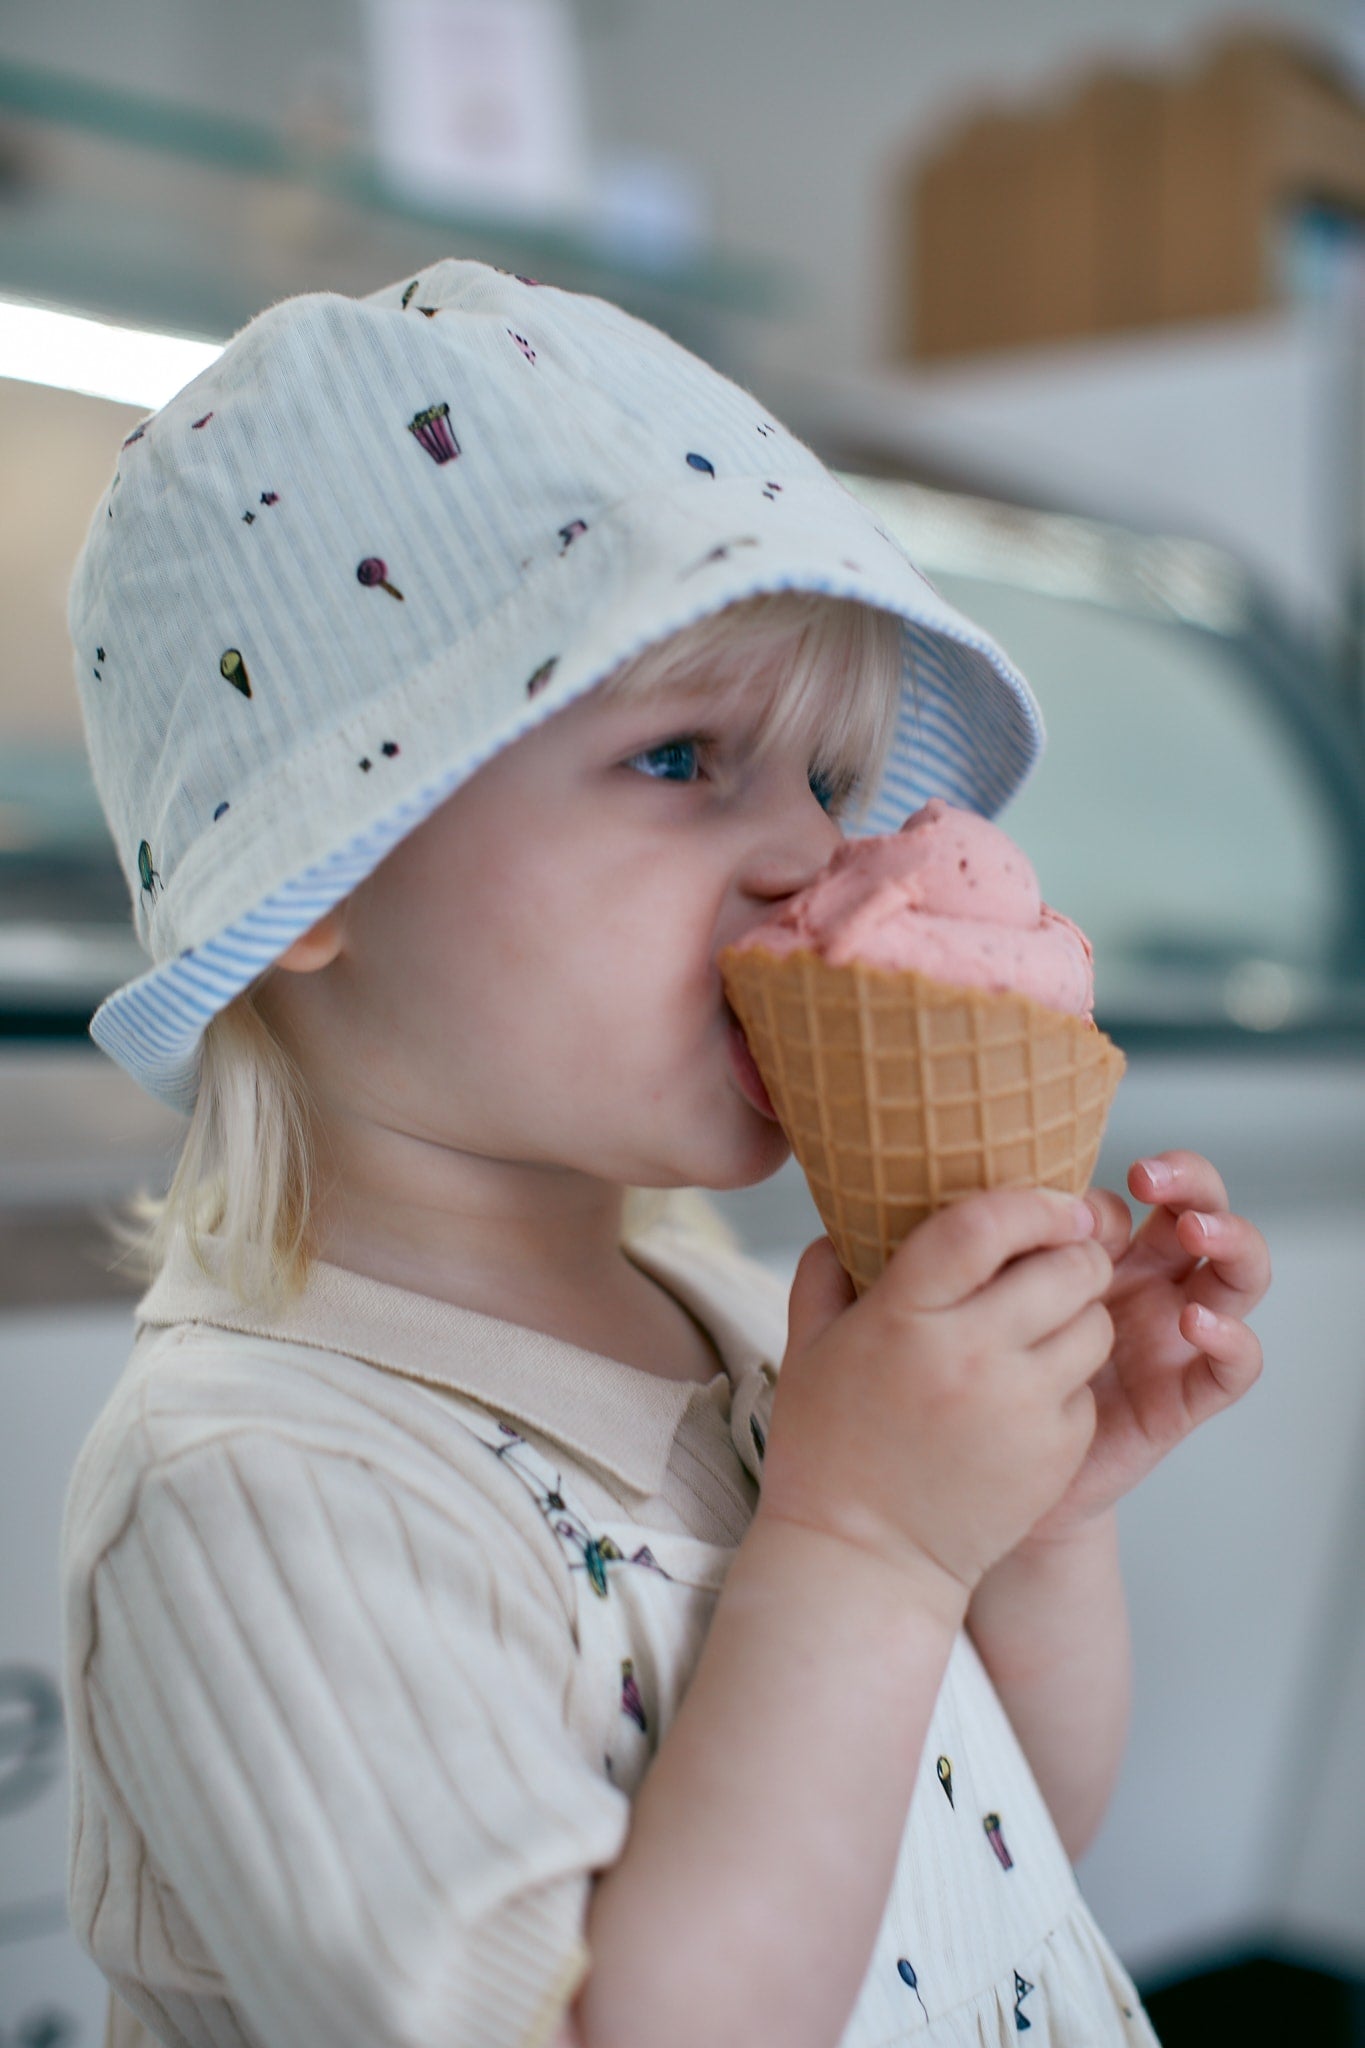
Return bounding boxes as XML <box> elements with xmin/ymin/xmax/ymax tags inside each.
<box><xmin>350</xmin><ymin>791</ymin><xmax>717</xmax><ymax>1067</ymax></box>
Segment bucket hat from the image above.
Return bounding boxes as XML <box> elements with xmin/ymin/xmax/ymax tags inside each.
<box><xmin>71</xmin><ymin>257</ymin><xmax>1044</xmax><ymax>1115</ymax></box>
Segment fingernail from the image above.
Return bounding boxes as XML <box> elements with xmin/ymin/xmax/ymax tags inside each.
<box><xmin>1140</xmin><ymin>1158</ymin><xmax>1173</xmax><ymax>1190</ymax></box>
<box><xmin>1071</xmin><ymin>1199</ymin><xmax>1096</xmax><ymax>1236</ymax></box>
<box><xmin>1187</xmin><ymin>1211</ymin><xmax>1216</xmax><ymax>1241</ymax></box>
<box><xmin>1189</xmin><ymin>1303</ymin><xmax>1216</xmax><ymax>1334</ymax></box>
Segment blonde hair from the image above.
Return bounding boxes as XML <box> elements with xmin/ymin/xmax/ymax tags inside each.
<box><xmin>103</xmin><ymin>591</ymin><xmax>905</xmax><ymax>1311</ymax></box>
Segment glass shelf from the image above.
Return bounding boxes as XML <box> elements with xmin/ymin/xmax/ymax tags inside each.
<box><xmin>0</xmin><ymin>57</ymin><xmax>791</xmax><ymax>351</ymax></box>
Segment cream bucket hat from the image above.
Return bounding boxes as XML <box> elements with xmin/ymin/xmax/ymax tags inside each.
<box><xmin>70</xmin><ymin>258</ymin><xmax>1044</xmax><ymax>1114</ymax></box>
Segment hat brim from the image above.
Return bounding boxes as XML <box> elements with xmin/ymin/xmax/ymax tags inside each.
<box><xmin>90</xmin><ymin>473</ymin><xmax>1044</xmax><ymax>1114</ymax></box>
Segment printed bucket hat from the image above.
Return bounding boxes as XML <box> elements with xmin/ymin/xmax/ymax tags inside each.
<box><xmin>70</xmin><ymin>258</ymin><xmax>1045</xmax><ymax>1115</ymax></box>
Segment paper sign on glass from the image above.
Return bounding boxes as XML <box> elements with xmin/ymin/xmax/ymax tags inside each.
<box><xmin>366</xmin><ymin>0</ymin><xmax>590</xmax><ymax>221</ymax></box>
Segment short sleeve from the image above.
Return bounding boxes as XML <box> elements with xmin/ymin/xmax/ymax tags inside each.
<box><xmin>80</xmin><ymin>1429</ymin><xmax>631</xmax><ymax>2048</ymax></box>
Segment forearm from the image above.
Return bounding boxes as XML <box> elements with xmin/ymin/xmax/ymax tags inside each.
<box><xmin>573</xmin><ymin>1510</ymin><xmax>963</xmax><ymax>2048</ymax></box>
<box><xmin>965</xmin><ymin>1509</ymin><xmax>1131</xmax><ymax>1861</ymax></box>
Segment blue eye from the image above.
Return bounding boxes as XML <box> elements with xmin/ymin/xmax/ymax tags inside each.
<box><xmin>809</xmin><ymin>767</ymin><xmax>839</xmax><ymax>814</ymax></box>
<box><xmin>628</xmin><ymin>738</ymin><xmax>703</xmax><ymax>784</ymax></box>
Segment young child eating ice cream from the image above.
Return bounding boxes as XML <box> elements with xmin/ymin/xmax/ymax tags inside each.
<box><xmin>60</xmin><ymin>260</ymin><xmax>1269</xmax><ymax>2048</ymax></box>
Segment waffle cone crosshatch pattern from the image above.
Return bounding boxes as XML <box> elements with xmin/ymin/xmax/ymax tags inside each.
<box><xmin>720</xmin><ymin>950</ymin><xmax>1126</xmax><ymax>1296</ymax></box>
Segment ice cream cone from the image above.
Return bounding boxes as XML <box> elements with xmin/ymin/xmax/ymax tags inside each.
<box><xmin>719</xmin><ymin>945</ymin><xmax>1126</xmax><ymax>1296</ymax></box>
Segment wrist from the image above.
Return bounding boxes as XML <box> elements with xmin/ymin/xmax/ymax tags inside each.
<box><xmin>1008</xmin><ymin>1502</ymin><xmax>1121</xmax><ymax>1567</ymax></box>
<box><xmin>967</xmin><ymin>1508</ymin><xmax>1125</xmax><ymax>1674</ymax></box>
<box><xmin>747</xmin><ymin>1502</ymin><xmax>970</xmax><ymax>1641</ymax></box>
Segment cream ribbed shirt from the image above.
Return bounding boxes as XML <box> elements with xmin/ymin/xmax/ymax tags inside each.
<box><xmin>60</xmin><ymin>1219</ymin><xmax>1158</xmax><ymax>2048</ymax></box>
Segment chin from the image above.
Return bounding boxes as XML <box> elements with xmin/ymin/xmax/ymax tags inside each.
<box><xmin>694</xmin><ymin>1121</ymin><xmax>793</xmax><ymax>1192</ymax></box>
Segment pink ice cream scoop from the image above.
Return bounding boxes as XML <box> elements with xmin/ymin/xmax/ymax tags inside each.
<box><xmin>728</xmin><ymin>798</ymin><xmax>1094</xmax><ymax>1019</ymax></box>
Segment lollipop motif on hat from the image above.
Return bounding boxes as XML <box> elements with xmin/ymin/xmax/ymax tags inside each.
<box><xmin>357</xmin><ymin>557</ymin><xmax>404</xmax><ymax>601</ymax></box>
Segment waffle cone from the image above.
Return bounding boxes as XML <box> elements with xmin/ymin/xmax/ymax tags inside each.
<box><xmin>720</xmin><ymin>946</ymin><xmax>1126</xmax><ymax>1296</ymax></box>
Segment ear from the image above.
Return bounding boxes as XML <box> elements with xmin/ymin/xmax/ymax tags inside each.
<box><xmin>274</xmin><ymin>908</ymin><xmax>345</xmax><ymax>973</ymax></box>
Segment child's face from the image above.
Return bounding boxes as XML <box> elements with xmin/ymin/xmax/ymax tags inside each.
<box><xmin>272</xmin><ymin>651</ymin><xmax>848</xmax><ymax>1195</ymax></box>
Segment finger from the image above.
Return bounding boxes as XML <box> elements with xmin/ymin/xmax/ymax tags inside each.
<box><xmin>1174</xmin><ymin>1209</ymin><xmax>1272</xmax><ymax>1317</ymax></box>
<box><xmin>786</xmin><ymin>1236</ymin><xmax>857</xmax><ymax>1361</ymax></box>
<box><xmin>1029</xmin><ymin>1298</ymin><xmax>1115</xmax><ymax>1392</ymax></box>
<box><xmin>1129</xmin><ymin>1150</ymin><xmax>1230</xmax><ymax>1216</ymax></box>
<box><xmin>887</xmin><ymin>1186</ymin><xmax>1096</xmax><ymax>1311</ymax></box>
<box><xmin>1125</xmin><ymin>1151</ymin><xmax>1233</xmax><ymax>1275</ymax></box>
<box><xmin>979</xmin><ymin>1238</ymin><xmax>1114</xmax><ymax>1348</ymax></box>
<box><xmin>1084</xmin><ymin>1187</ymin><xmax>1133</xmax><ymax>1265</ymax></box>
<box><xmin>1179</xmin><ymin>1303</ymin><xmax>1264</xmax><ymax>1427</ymax></box>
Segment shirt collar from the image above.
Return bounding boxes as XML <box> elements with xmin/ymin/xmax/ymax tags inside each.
<box><xmin>134</xmin><ymin>1222</ymin><xmax>782</xmax><ymax>1496</ymax></box>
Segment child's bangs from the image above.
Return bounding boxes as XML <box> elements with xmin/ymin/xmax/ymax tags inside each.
<box><xmin>597</xmin><ymin>591</ymin><xmax>905</xmax><ymax>826</ymax></box>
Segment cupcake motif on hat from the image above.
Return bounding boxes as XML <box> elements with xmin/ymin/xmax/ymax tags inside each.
<box><xmin>408</xmin><ymin>403</ymin><xmax>460</xmax><ymax>464</ymax></box>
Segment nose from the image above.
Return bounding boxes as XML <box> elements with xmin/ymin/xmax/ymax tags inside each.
<box><xmin>736</xmin><ymin>780</ymin><xmax>844</xmax><ymax>908</ymax></box>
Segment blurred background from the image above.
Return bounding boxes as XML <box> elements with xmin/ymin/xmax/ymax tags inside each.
<box><xmin>4</xmin><ymin>1</ymin><xmax>1365</xmax><ymax>2043</ymax></box>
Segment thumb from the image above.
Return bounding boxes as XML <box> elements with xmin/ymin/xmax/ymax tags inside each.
<box><xmin>785</xmin><ymin>1236</ymin><xmax>856</xmax><ymax>1361</ymax></box>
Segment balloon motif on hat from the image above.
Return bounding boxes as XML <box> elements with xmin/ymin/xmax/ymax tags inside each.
<box><xmin>895</xmin><ymin>1959</ymin><xmax>929</xmax><ymax>2019</ymax></box>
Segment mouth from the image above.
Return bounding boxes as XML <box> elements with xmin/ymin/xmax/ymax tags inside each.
<box><xmin>724</xmin><ymin>1002</ymin><xmax>780</xmax><ymax>1121</ymax></box>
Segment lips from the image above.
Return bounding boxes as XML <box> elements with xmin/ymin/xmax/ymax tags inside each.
<box><xmin>725</xmin><ymin>1004</ymin><xmax>780</xmax><ymax>1120</ymax></box>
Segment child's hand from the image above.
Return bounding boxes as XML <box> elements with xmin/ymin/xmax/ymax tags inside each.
<box><xmin>1022</xmin><ymin>1150</ymin><xmax>1269</xmax><ymax>1544</ymax></box>
<box><xmin>757</xmin><ymin>1188</ymin><xmax>1115</xmax><ymax>1617</ymax></box>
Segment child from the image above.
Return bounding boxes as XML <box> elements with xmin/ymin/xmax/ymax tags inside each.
<box><xmin>61</xmin><ymin>260</ymin><xmax>1269</xmax><ymax>2048</ymax></box>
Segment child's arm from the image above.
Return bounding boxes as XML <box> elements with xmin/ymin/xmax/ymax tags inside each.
<box><xmin>548</xmin><ymin>1521</ymin><xmax>957</xmax><ymax>2048</ymax></box>
<box><xmin>964</xmin><ymin>1509</ymin><xmax>1131</xmax><ymax>1860</ymax></box>
<box><xmin>575</xmin><ymin>1513</ymin><xmax>962</xmax><ymax>2048</ymax></box>
<box><xmin>966</xmin><ymin>1153</ymin><xmax>1268</xmax><ymax>1863</ymax></box>
<box><xmin>570</xmin><ymin>1189</ymin><xmax>1114</xmax><ymax>2048</ymax></box>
